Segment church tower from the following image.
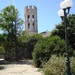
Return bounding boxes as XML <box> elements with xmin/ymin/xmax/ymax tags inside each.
<box><xmin>24</xmin><ymin>6</ymin><xmax>38</xmax><ymax>35</ymax></box>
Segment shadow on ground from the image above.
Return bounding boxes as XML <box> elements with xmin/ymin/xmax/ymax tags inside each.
<box><xmin>0</xmin><ymin>66</ymin><xmax>5</xmax><ymax>70</ymax></box>
<box><xmin>15</xmin><ymin>60</ymin><xmax>33</xmax><ymax>65</ymax></box>
<box><xmin>0</xmin><ymin>59</ymin><xmax>33</xmax><ymax>65</ymax></box>
<box><xmin>0</xmin><ymin>60</ymin><xmax>11</xmax><ymax>65</ymax></box>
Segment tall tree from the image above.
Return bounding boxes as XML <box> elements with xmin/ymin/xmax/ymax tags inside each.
<box><xmin>0</xmin><ymin>5</ymin><xmax>23</xmax><ymax>61</ymax></box>
<box><xmin>18</xmin><ymin>32</ymin><xmax>43</xmax><ymax>59</ymax></box>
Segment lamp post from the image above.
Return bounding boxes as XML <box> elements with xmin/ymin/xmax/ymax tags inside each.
<box><xmin>58</xmin><ymin>0</ymin><xmax>73</xmax><ymax>75</ymax></box>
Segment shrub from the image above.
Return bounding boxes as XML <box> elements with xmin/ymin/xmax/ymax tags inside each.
<box><xmin>0</xmin><ymin>46</ymin><xmax>5</xmax><ymax>55</ymax></box>
<box><xmin>70</xmin><ymin>57</ymin><xmax>75</xmax><ymax>75</ymax></box>
<box><xmin>32</xmin><ymin>36</ymin><xmax>66</xmax><ymax>68</ymax></box>
<box><xmin>32</xmin><ymin>39</ymin><xmax>45</xmax><ymax>67</ymax></box>
<box><xmin>43</xmin><ymin>55</ymin><xmax>75</xmax><ymax>75</ymax></box>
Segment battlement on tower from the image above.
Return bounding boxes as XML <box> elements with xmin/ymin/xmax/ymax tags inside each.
<box><xmin>24</xmin><ymin>5</ymin><xmax>37</xmax><ymax>14</ymax></box>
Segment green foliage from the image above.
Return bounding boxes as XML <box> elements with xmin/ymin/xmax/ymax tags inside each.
<box><xmin>0</xmin><ymin>34</ymin><xmax>5</xmax><ymax>45</ymax></box>
<box><xmin>43</xmin><ymin>55</ymin><xmax>75</xmax><ymax>75</ymax></box>
<box><xmin>51</xmin><ymin>14</ymin><xmax>75</xmax><ymax>50</ymax></box>
<box><xmin>0</xmin><ymin>5</ymin><xmax>23</xmax><ymax>61</ymax></box>
<box><xmin>70</xmin><ymin>57</ymin><xmax>75</xmax><ymax>74</ymax></box>
<box><xmin>0</xmin><ymin>46</ymin><xmax>5</xmax><ymax>55</ymax></box>
<box><xmin>25</xmin><ymin>34</ymin><xmax>43</xmax><ymax>59</ymax></box>
<box><xmin>0</xmin><ymin>5</ymin><xmax>23</xmax><ymax>32</ymax></box>
<box><xmin>17</xmin><ymin>33</ymin><xmax>43</xmax><ymax>59</ymax></box>
<box><xmin>51</xmin><ymin>24</ymin><xmax>65</xmax><ymax>39</ymax></box>
<box><xmin>18</xmin><ymin>31</ymin><xmax>30</xmax><ymax>42</ymax></box>
<box><xmin>32</xmin><ymin>36</ymin><xmax>66</xmax><ymax>67</ymax></box>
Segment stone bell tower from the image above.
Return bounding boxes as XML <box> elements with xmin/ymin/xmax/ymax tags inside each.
<box><xmin>24</xmin><ymin>5</ymin><xmax>38</xmax><ymax>35</ymax></box>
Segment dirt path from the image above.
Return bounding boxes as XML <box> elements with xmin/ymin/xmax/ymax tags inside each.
<box><xmin>0</xmin><ymin>60</ymin><xmax>44</xmax><ymax>75</ymax></box>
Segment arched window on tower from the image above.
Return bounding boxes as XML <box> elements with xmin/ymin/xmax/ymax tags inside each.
<box><xmin>32</xmin><ymin>23</ymin><xmax>35</xmax><ymax>29</ymax></box>
<box><xmin>32</xmin><ymin>15</ymin><xmax>34</xmax><ymax>21</ymax></box>
<box><xmin>28</xmin><ymin>15</ymin><xmax>30</xmax><ymax>21</ymax></box>
<box><xmin>28</xmin><ymin>23</ymin><xmax>30</xmax><ymax>29</ymax></box>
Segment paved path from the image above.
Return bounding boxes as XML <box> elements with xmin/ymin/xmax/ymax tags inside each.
<box><xmin>0</xmin><ymin>60</ymin><xmax>44</xmax><ymax>75</ymax></box>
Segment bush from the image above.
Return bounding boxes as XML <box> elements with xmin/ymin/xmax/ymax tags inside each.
<box><xmin>43</xmin><ymin>55</ymin><xmax>75</xmax><ymax>75</ymax></box>
<box><xmin>32</xmin><ymin>38</ymin><xmax>50</xmax><ymax>67</ymax></box>
<box><xmin>32</xmin><ymin>40</ymin><xmax>45</xmax><ymax>67</ymax></box>
<box><xmin>32</xmin><ymin>36</ymin><xmax>66</xmax><ymax>68</ymax></box>
<box><xmin>70</xmin><ymin>57</ymin><xmax>75</xmax><ymax>75</ymax></box>
<box><xmin>0</xmin><ymin>46</ymin><xmax>5</xmax><ymax>55</ymax></box>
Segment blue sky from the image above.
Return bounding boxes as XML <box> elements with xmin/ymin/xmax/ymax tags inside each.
<box><xmin>0</xmin><ymin>0</ymin><xmax>75</xmax><ymax>33</ymax></box>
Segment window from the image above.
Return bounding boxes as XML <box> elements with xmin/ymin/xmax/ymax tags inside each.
<box><xmin>28</xmin><ymin>15</ymin><xmax>30</xmax><ymax>21</ymax></box>
<box><xmin>33</xmin><ymin>23</ymin><xmax>35</xmax><ymax>29</ymax></box>
<box><xmin>32</xmin><ymin>15</ymin><xmax>34</xmax><ymax>21</ymax></box>
<box><xmin>28</xmin><ymin>23</ymin><xmax>30</xmax><ymax>29</ymax></box>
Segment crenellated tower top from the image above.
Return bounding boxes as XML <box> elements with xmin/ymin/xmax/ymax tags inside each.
<box><xmin>25</xmin><ymin>5</ymin><xmax>37</xmax><ymax>14</ymax></box>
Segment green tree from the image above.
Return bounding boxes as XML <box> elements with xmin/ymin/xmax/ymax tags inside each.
<box><xmin>18</xmin><ymin>31</ymin><xmax>30</xmax><ymax>42</ymax></box>
<box><xmin>26</xmin><ymin>34</ymin><xmax>43</xmax><ymax>58</ymax></box>
<box><xmin>51</xmin><ymin>14</ymin><xmax>75</xmax><ymax>50</ymax></box>
<box><xmin>0</xmin><ymin>5</ymin><xmax>23</xmax><ymax>61</ymax></box>
<box><xmin>17</xmin><ymin>31</ymin><xmax>30</xmax><ymax>59</ymax></box>
<box><xmin>18</xmin><ymin>32</ymin><xmax>43</xmax><ymax>59</ymax></box>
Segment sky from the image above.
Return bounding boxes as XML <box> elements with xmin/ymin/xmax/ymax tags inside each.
<box><xmin>0</xmin><ymin>0</ymin><xmax>75</xmax><ymax>33</ymax></box>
